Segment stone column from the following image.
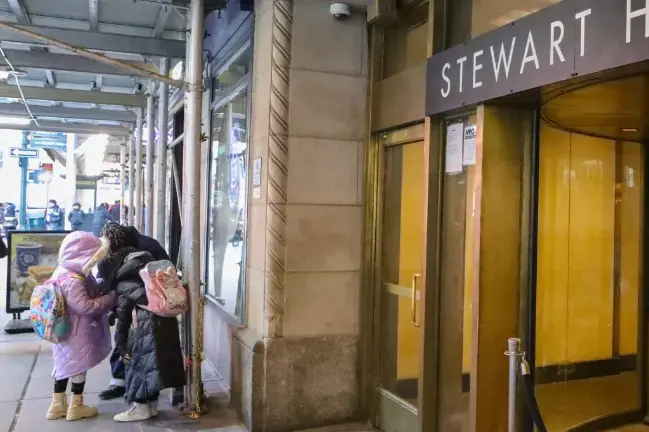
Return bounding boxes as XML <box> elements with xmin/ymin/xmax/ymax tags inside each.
<box><xmin>232</xmin><ymin>1</ymin><xmax>369</xmax><ymax>430</ymax></box>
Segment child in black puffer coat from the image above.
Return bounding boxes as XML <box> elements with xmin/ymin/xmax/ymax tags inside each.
<box><xmin>100</xmin><ymin>224</ymin><xmax>185</xmax><ymax>422</ymax></box>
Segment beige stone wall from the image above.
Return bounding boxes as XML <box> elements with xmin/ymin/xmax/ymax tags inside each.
<box><xmin>230</xmin><ymin>0</ymin><xmax>369</xmax><ymax>430</ymax></box>
<box><xmin>248</xmin><ymin>0</ymin><xmax>367</xmax><ymax>340</ymax></box>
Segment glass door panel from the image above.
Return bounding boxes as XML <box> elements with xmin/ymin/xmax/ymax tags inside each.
<box><xmin>535</xmin><ymin>123</ymin><xmax>644</xmax><ymax>431</ymax></box>
<box><xmin>378</xmin><ymin>137</ymin><xmax>424</xmax><ymax>430</ymax></box>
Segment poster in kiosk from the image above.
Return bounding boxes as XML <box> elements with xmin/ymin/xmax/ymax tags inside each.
<box><xmin>4</xmin><ymin>231</ymin><xmax>69</xmax><ymax>333</ymax></box>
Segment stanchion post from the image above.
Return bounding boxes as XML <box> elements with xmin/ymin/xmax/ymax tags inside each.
<box><xmin>505</xmin><ymin>337</ymin><xmax>523</xmax><ymax>432</ymax></box>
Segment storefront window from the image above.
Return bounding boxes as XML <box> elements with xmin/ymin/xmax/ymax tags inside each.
<box><xmin>382</xmin><ymin>1</ymin><xmax>429</xmax><ymax>79</ymax></box>
<box><xmin>447</xmin><ymin>0</ymin><xmax>554</xmax><ymax>47</ymax></box>
<box><xmin>205</xmin><ymin>76</ymin><xmax>249</xmax><ymax>319</ymax></box>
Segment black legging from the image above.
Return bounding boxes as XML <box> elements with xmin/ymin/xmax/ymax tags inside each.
<box><xmin>54</xmin><ymin>376</ymin><xmax>86</xmax><ymax>395</ymax></box>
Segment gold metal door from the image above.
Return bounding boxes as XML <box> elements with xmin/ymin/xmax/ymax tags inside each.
<box><xmin>375</xmin><ymin>124</ymin><xmax>425</xmax><ymax>432</ymax></box>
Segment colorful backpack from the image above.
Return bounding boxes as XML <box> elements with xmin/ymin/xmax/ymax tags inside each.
<box><xmin>30</xmin><ymin>273</ymin><xmax>83</xmax><ymax>344</ymax></box>
<box><xmin>138</xmin><ymin>260</ymin><xmax>188</xmax><ymax>318</ymax></box>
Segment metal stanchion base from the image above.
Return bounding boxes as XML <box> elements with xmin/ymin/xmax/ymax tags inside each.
<box><xmin>4</xmin><ymin>316</ymin><xmax>33</xmax><ymax>334</ymax></box>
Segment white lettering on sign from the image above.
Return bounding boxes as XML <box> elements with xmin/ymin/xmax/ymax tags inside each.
<box><xmin>550</xmin><ymin>21</ymin><xmax>565</xmax><ymax>65</ymax></box>
<box><xmin>457</xmin><ymin>56</ymin><xmax>467</xmax><ymax>92</ymax></box>
<box><xmin>490</xmin><ymin>38</ymin><xmax>516</xmax><ymax>82</ymax></box>
<box><xmin>520</xmin><ymin>31</ymin><xmax>540</xmax><ymax>74</ymax></box>
<box><xmin>441</xmin><ymin>63</ymin><xmax>451</xmax><ymax>97</ymax></box>
<box><xmin>575</xmin><ymin>9</ymin><xmax>592</xmax><ymax>56</ymax></box>
<box><xmin>626</xmin><ymin>0</ymin><xmax>649</xmax><ymax>43</ymax></box>
<box><xmin>473</xmin><ymin>50</ymin><xmax>484</xmax><ymax>88</ymax></box>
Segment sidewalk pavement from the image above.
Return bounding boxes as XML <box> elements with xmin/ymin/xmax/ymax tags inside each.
<box><xmin>0</xmin><ymin>259</ymin><xmax>375</xmax><ymax>432</ymax></box>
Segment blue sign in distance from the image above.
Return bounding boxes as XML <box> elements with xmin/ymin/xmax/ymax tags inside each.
<box><xmin>28</xmin><ymin>131</ymin><xmax>67</xmax><ymax>151</ymax></box>
<box><xmin>9</xmin><ymin>147</ymin><xmax>39</xmax><ymax>158</ymax></box>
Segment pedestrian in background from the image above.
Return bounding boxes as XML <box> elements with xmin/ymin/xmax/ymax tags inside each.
<box><xmin>92</xmin><ymin>203</ymin><xmax>113</xmax><ymax>237</ymax></box>
<box><xmin>45</xmin><ymin>199</ymin><xmax>64</xmax><ymax>231</ymax></box>
<box><xmin>68</xmin><ymin>203</ymin><xmax>85</xmax><ymax>232</ymax></box>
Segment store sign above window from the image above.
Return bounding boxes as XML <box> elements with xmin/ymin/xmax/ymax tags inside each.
<box><xmin>426</xmin><ymin>0</ymin><xmax>649</xmax><ymax>115</ymax></box>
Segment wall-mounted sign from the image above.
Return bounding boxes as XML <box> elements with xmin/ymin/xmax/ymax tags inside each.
<box><xmin>426</xmin><ymin>0</ymin><xmax>649</xmax><ymax>115</ymax></box>
<box><xmin>252</xmin><ymin>157</ymin><xmax>262</xmax><ymax>187</ymax></box>
<box><xmin>40</xmin><ymin>163</ymin><xmax>53</xmax><ymax>171</ymax></box>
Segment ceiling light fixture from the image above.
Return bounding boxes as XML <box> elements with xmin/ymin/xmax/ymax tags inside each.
<box><xmin>622</xmin><ymin>128</ymin><xmax>639</xmax><ymax>132</ymax></box>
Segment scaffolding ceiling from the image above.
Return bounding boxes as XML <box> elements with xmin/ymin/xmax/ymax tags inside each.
<box><xmin>0</xmin><ymin>0</ymin><xmax>190</xmax><ymax>137</ymax></box>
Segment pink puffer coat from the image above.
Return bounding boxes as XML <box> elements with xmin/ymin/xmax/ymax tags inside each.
<box><xmin>51</xmin><ymin>232</ymin><xmax>115</xmax><ymax>380</ymax></box>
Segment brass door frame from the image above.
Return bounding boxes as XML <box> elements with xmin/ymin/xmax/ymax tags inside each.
<box><xmin>371</xmin><ymin>123</ymin><xmax>426</xmax><ymax>432</ymax></box>
<box><xmin>360</xmin><ymin>1</ymin><xmax>448</xmax><ymax>430</ymax></box>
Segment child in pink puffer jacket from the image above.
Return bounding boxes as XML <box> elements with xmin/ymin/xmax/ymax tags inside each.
<box><xmin>46</xmin><ymin>231</ymin><xmax>115</xmax><ymax>421</ymax></box>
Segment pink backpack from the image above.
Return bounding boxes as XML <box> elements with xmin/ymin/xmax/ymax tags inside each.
<box><xmin>138</xmin><ymin>260</ymin><xmax>188</xmax><ymax>317</ymax></box>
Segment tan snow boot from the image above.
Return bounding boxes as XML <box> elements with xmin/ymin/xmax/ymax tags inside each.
<box><xmin>66</xmin><ymin>394</ymin><xmax>98</xmax><ymax>421</ymax></box>
<box><xmin>46</xmin><ymin>393</ymin><xmax>68</xmax><ymax>420</ymax></box>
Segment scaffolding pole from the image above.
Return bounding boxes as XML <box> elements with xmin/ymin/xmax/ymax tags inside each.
<box><xmin>155</xmin><ymin>58</ymin><xmax>170</xmax><ymax>243</ymax></box>
<box><xmin>127</xmin><ymin>132</ymin><xmax>135</xmax><ymax>226</ymax></box>
<box><xmin>145</xmin><ymin>81</ymin><xmax>156</xmax><ymax>236</ymax></box>
<box><xmin>134</xmin><ymin>108</ymin><xmax>144</xmax><ymax>231</ymax></box>
<box><xmin>119</xmin><ymin>140</ymin><xmax>126</xmax><ymax>225</ymax></box>
<box><xmin>183</xmin><ymin>0</ymin><xmax>204</xmax><ymax>418</ymax></box>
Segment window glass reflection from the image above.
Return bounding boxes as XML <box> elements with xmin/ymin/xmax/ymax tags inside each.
<box><xmin>471</xmin><ymin>0</ymin><xmax>561</xmax><ymax>38</ymax></box>
<box><xmin>206</xmin><ymin>90</ymin><xmax>248</xmax><ymax>319</ymax></box>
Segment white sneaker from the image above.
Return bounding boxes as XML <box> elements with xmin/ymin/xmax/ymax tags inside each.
<box><xmin>149</xmin><ymin>400</ymin><xmax>158</xmax><ymax>417</ymax></box>
<box><xmin>113</xmin><ymin>403</ymin><xmax>151</xmax><ymax>422</ymax></box>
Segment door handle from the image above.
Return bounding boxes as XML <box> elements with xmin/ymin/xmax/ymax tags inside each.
<box><xmin>411</xmin><ymin>273</ymin><xmax>421</xmax><ymax>327</ymax></box>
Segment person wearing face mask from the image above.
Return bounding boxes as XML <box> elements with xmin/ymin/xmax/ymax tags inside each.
<box><xmin>68</xmin><ymin>203</ymin><xmax>85</xmax><ymax>232</ymax></box>
<box><xmin>46</xmin><ymin>200</ymin><xmax>64</xmax><ymax>231</ymax></box>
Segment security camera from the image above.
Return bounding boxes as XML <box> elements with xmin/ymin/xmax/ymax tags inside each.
<box><xmin>330</xmin><ymin>2</ymin><xmax>351</xmax><ymax>20</ymax></box>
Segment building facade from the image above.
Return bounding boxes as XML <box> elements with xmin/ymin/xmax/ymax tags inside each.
<box><xmin>195</xmin><ymin>0</ymin><xmax>649</xmax><ymax>431</ymax></box>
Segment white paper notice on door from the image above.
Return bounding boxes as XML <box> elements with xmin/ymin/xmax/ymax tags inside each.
<box><xmin>445</xmin><ymin>123</ymin><xmax>464</xmax><ymax>174</ymax></box>
<box><xmin>463</xmin><ymin>125</ymin><xmax>477</xmax><ymax>166</ymax></box>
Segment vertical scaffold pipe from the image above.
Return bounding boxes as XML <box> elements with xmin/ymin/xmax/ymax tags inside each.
<box><xmin>183</xmin><ymin>0</ymin><xmax>204</xmax><ymax>418</ymax></box>
<box><xmin>145</xmin><ymin>81</ymin><xmax>156</xmax><ymax>236</ymax></box>
<box><xmin>134</xmin><ymin>108</ymin><xmax>144</xmax><ymax>231</ymax></box>
<box><xmin>119</xmin><ymin>141</ymin><xmax>126</xmax><ymax>225</ymax></box>
<box><xmin>128</xmin><ymin>131</ymin><xmax>135</xmax><ymax>226</ymax></box>
<box><xmin>155</xmin><ymin>58</ymin><xmax>170</xmax><ymax>243</ymax></box>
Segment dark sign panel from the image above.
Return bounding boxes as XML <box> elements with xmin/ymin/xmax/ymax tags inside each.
<box><xmin>426</xmin><ymin>0</ymin><xmax>649</xmax><ymax>115</ymax></box>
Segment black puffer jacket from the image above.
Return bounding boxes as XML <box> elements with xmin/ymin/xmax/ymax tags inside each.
<box><xmin>110</xmin><ymin>247</ymin><xmax>185</xmax><ymax>404</ymax></box>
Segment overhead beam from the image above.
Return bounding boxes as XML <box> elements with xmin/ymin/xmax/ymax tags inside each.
<box><xmin>7</xmin><ymin>0</ymin><xmax>31</xmax><ymax>25</ymax></box>
<box><xmin>0</xmin><ymin>49</ymin><xmax>159</xmax><ymax>77</ymax></box>
<box><xmin>0</xmin><ymin>103</ymin><xmax>136</xmax><ymax>122</ymax></box>
<box><xmin>153</xmin><ymin>6</ymin><xmax>172</xmax><ymax>37</ymax></box>
<box><xmin>0</xmin><ymin>23</ymin><xmax>186</xmax><ymax>57</ymax></box>
<box><xmin>0</xmin><ymin>120</ymin><xmax>129</xmax><ymax>135</ymax></box>
<box><xmin>89</xmin><ymin>0</ymin><xmax>99</xmax><ymax>31</ymax></box>
<box><xmin>0</xmin><ymin>84</ymin><xmax>146</xmax><ymax>106</ymax></box>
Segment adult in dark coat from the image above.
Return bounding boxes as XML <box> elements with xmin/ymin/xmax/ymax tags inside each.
<box><xmin>99</xmin><ymin>223</ymin><xmax>183</xmax><ymax>422</ymax></box>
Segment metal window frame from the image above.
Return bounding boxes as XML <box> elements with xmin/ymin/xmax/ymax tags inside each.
<box><xmin>202</xmin><ymin>34</ymin><xmax>253</xmax><ymax>327</ymax></box>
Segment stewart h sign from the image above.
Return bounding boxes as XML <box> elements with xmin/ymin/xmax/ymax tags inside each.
<box><xmin>426</xmin><ymin>0</ymin><xmax>649</xmax><ymax>115</ymax></box>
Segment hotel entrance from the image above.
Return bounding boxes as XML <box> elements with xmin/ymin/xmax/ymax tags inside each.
<box><xmin>532</xmin><ymin>73</ymin><xmax>649</xmax><ymax>431</ymax></box>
